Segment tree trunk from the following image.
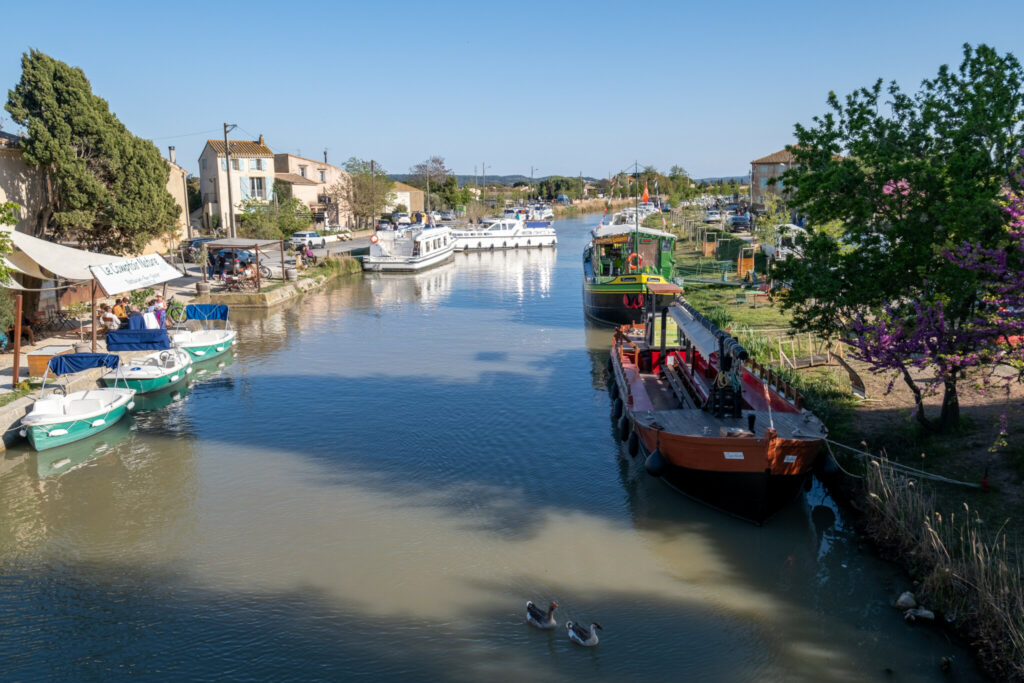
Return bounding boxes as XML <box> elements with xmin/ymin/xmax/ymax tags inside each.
<box><xmin>938</xmin><ymin>373</ymin><xmax>960</xmax><ymax>431</ymax></box>
<box><xmin>900</xmin><ymin>364</ymin><xmax>939</xmax><ymax>432</ymax></box>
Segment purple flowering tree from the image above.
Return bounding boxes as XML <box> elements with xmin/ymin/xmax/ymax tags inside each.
<box><xmin>774</xmin><ymin>45</ymin><xmax>1024</xmax><ymax>431</ymax></box>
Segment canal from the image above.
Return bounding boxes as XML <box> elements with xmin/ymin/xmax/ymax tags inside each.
<box><xmin>0</xmin><ymin>216</ymin><xmax>980</xmax><ymax>681</ymax></box>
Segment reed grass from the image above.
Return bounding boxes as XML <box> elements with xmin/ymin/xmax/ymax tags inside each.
<box><xmin>865</xmin><ymin>459</ymin><xmax>1024</xmax><ymax>679</ymax></box>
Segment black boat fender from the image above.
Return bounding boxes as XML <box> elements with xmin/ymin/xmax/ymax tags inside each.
<box><xmin>618</xmin><ymin>415</ymin><xmax>631</xmax><ymax>441</ymax></box>
<box><xmin>612</xmin><ymin>397</ymin><xmax>623</xmax><ymax>419</ymax></box>
<box><xmin>645</xmin><ymin>449</ymin><xmax>666</xmax><ymax>477</ymax></box>
<box><xmin>627</xmin><ymin>430</ymin><xmax>640</xmax><ymax>457</ymax></box>
<box><xmin>609</xmin><ymin>380</ymin><xmax>619</xmax><ymax>400</ymax></box>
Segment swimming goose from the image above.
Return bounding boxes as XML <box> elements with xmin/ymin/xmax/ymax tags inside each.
<box><xmin>526</xmin><ymin>600</ymin><xmax>558</xmax><ymax>629</ymax></box>
<box><xmin>566</xmin><ymin>621</ymin><xmax>601</xmax><ymax>646</ymax></box>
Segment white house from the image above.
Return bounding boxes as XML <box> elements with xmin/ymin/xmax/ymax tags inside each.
<box><xmin>198</xmin><ymin>135</ymin><xmax>275</xmax><ymax>232</ymax></box>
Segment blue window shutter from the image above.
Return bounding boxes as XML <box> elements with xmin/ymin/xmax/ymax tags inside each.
<box><xmin>221</xmin><ymin>158</ymin><xmax>227</xmax><ymax>171</ymax></box>
<box><xmin>266</xmin><ymin>175</ymin><xmax>274</xmax><ymax>202</ymax></box>
<box><xmin>240</xmin><ymin>176</ymin><xmax>251</xmax><ymax>200</ymax></box>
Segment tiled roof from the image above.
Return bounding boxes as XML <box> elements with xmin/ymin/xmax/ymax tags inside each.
<box><xmin>751</xmin><ymin>149</ymin><xmax>795</xmax><ymax>165</ymax></box>
<box><xmin>206</xmin><ymin>139</ymin><xmax>273</xmax><ymax>157</ymax></box>
<box><xmin>275</xmin><ymin>172</ymin><xmax>318</xmax><ymax>185</ymax></box>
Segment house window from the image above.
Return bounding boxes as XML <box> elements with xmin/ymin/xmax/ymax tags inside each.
<box><xmin>299</xmin><ymin>166</ymin><xmax>307</xmax><ymax>178</ymax></box>
<box><xmin>232</xmin><ymin>159</ymin><xmax>241</xmax><ymax>171</ymax></box>
<box><xmin>760</xmin><ymin>177</ymin><xmax>768</xmax><ymax>189</ymax></box>
<box><xmin>250</xmin><ymin>158</ymin><xmax>265</xmax><ymax>171</ymax></box>
<box><xmin>201</xmin><ymin>158</ymin><xmax>207</xmax><ymax>170</ymax></box>
<box><xmin>319</xmin><ymin>170</ymin><xmax>326</xmax><ymax>183</ymax></box>
<box><xmin>250</xmin><ymin>177</ymin><xmax>265</xmax><ymax>200</ymax></box>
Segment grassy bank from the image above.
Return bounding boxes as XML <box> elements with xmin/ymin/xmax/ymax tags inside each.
<box><xmin>553</xmin><ymin>198</ymin><xmax>633</xmax><ymax>218</ymax></box>
<box><xmin>682</xmin><ymin>279</ymin><xmax>1024</xmax><ymax>677</ymax></box>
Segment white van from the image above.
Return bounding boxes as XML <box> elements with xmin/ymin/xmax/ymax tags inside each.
<box><xmin>762</xmin><ymin>224</ymin><xmax>805</xmax><ymax>261</ymax></box>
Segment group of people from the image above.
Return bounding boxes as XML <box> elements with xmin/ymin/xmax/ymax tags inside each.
<box><xmin>98</xmin><ymin>295</ymin><xmax>168</xmax><ymax>332</ymax></box>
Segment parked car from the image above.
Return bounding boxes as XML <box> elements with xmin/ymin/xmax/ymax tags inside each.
<box><xmin>185</xmin><ymin>237</ymin><xmax>216</xmax><ymax>262</ymax></box>
<box><xmin>660</xmin><ymin>202</ymin><xmax>672</xmax><ymax>212</ymax></box>
<box><xmin>762</xmin><ymin>224</ymin><xmax>806</xmax><ymax>260</ymax></box>
<box><xmin>290</xmin><ymin>231</ymin><xmax>327</xmax><ymax>248</ymax></box>
<box><xmin>727</xmin><ymin>215</ymin><xmax>750</xmax><ymax>232</ymax></box>
<box><xmin>393</xmin><ymin>213</ymin><xmax>411</xmax><ymax>225</ymax></box>
<box><xmin>441</xmin><ymin>210</ymin><xmax>456</xmax><ymax>221</ymax></box>
<box><xmin>377</xmin><ymin>219</ymin><xmax>393</xmax><ymax>230</ymax></box>
<box><xmin>430</xmin><ymin>211</ymin><xmax>442</xmax><ymax>223</ymax></box>
<box><xmin>703</xmin><ymin>210</ymin><xmax>721</xmax><ymax>223</ymax></box>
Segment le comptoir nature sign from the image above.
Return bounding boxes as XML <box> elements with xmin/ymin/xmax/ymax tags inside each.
<box><xmin>89</xmin><ymin>255</ymin><xmax>181</xmax><ymax>295</ymax></box>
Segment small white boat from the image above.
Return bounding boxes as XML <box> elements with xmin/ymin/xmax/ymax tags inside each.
<box><xmin>21</xmin><ymin>353</ymin><xmax>135</xmax><ymax>451</ymax></box>
<box><xmin>171</xmin><ymin>304</ymin><xmax>237</xmax><ymax>361</ymax></box>
<box><xmin>362</xmin><ymin>225</ymin><xmax>455</xmax><ymax>272</ymax></box>
<box><xmin>103</xmin><ymin>348</ymin><xmax>193</xmax><ymax>393</ymax></box>
<box><xmin>451</xmin><ymin>218</ymin><xmax>557</xmax><ymax>252</ymax></box>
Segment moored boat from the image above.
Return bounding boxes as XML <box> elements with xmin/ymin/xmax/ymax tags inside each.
<box><xmin>20</xmin><ymin>353</ymin><xmax>136</xmax><ymax>451</ymax></box>
<box><xmin>608</xmin><ymin>291</ymin><xmax>827</xmax><ymax>522</ymax></box>
<box><xmin>362</xmin><ymin>224</ymin><xmax>454</xmax><ymax>272</ymax></box>
<box><xmin>104</xmin><ymin>328</ymin><xmax>193</xmax><ymax>393</ymax></box>
<box><xmin>451</xmin><ymin>217</ymin><xmax>556</xmax><ymax>251</ymax></box>
<box><xmin>172</xmin><ymin>304</ymin><xmax>237</xmax><ymax>361</ymax></box>
<box><xmin>582</xmin><ymin>216</ymin><xmax>677</xmax><ymax>325</ymax></box>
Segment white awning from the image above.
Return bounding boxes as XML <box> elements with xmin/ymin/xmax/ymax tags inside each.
<box><xmin>1</xmin><ymin>226</ymin><xmax>126</xmax><ymax>280</ymax></box>
<box><xmin>2</xmin><ymin>250</ymin><xmax>50</xmax><ymax>280</ymax></box>
<box><xmin>668</xmin><ymin>303</ymin><xmax>720</xmax><ymax>358</ymax></box>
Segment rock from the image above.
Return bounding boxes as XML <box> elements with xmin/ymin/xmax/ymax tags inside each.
<box><xmin>904</xmin><ymin>606</ymin><xmax>935</xmax><ymax>622</ymax></box>
<box><xmin>895</xmin><ymin>591</ymin><xmax>917</xmax><ymax>608</ymax></box>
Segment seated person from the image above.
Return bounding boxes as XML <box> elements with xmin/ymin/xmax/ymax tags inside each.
<box><xmin>111</xmin><ymin>298</ymin><xmax>127</xmax><ymax>318</ymax></box>
<box><xmin>7</xmin><ymin>314</ymin><xmax>36</xmax><ymax>345</ymax></box>
<box><xmin>98</xmin><ymin>304</ymin><xmax>120</xmax><ymax>332</ymax></box>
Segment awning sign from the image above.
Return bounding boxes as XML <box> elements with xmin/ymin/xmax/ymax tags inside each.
<box><xmin>89</xmin><ymin>255</ymin><xmax>181</xmax><ymax>295</ymax></box>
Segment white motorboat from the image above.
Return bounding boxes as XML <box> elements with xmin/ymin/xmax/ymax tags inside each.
<box><xmin>362</xmin><ymin>225</ymin><xmax>455</xmax><ymax>272</ymax></box>
<box><xmin>451</xmin><ymin>217</ymin><xmax>557</xmax><ymax>252</ymax></box>
<box><xmin>20</xmin><ymin>353</ymin><xmax>136</xmax><ymax>451</ymax></box>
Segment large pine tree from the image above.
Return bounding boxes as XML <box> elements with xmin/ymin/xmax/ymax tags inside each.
<box><xmin>5</xmin><ymin>50</ymin><xmax>179</xmax><ymax>254</ymax></box>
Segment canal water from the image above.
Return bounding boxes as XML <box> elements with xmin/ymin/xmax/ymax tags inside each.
<box><xmin>0</xmin><ymin>216</ymin><xmax>980</xmax><ymax>681</ymax></box>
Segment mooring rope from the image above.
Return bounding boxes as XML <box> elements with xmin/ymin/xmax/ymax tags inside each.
<box><xmin>825</xmin><ymin>438</ymin><xmax>982</xmax><ymax>488</ymax></box>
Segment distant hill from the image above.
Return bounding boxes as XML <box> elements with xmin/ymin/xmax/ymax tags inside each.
<box><xmin>390</xmin><ymin>174</ymin><xmax>600</xmax><ymax>187</ymax></box>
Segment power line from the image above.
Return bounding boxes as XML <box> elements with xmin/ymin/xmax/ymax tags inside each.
<box><xmin>150</xmin><ymin>128</ymin><xmax>221</xmax><ymax>141</ymax></box>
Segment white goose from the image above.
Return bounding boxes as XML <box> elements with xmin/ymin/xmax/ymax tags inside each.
<box><xmin>567</xmin><ymin>621</ymin><xmax>602</xmax><ymax>647</ymax></box>
<box><xmin>525</xmin><ymin>600</ymin><xmax>558</xmax><ymax>629</ymax></box>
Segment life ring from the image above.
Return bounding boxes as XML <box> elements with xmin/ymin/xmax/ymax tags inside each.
<box><xmin>370</xmin><ymin>233</ymin><xmax>379</xmax><ymax>244</ymax></box>
<box><xmin>627</xmin><ymin>252</ymin><xmax>643</xmax><ymax>270</ymax></box>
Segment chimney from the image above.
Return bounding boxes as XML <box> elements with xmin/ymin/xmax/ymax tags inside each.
<box><xmin>168</xmin><ymin>146</ymin><xmax>176</xmax><ymax>165</ymax></box>
<box><xmin>323</xmin><ymin>149</ymin><xmax>328</xmax><ymax>163</ymax></box>
<box><xmin>258</xmin><ymin>134</ymin><xmax>265</xmax><ymax>146</ymax></box>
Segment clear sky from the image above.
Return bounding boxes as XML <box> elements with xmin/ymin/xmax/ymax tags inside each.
<box><xmin>1</xmin><ymin>0</ymin><xmax>1020</xmax><ymax>179</ymax></box>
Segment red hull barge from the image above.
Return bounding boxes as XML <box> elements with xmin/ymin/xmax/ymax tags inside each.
<box><xmin>609</xmin><ymin>285</ymin><xmax>827</xmax><ymax>523</ymax></box>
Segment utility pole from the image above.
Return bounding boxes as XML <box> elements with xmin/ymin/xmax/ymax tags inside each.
<box><xmin>223</xmin><ymin>123</ymin><xmax>238</xmax><ymax>238</ymax></box>
<box><xmin>531</xmin><ymin>166</ymin><xmax>536</xmax><ymax>201</ymax></box>
<box><xmin>370</xmin><ymin>159</ymin><xmax>375</xmax><ymax>232</ymax></box>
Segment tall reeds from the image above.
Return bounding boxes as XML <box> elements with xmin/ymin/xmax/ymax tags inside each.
<box><xmin>865</xmin><ymin>459</ymin><xmax>1024</xmax><ymax>679</ymax></box>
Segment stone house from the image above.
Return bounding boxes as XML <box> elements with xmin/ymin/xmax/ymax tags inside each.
<box><xmin>198</xmin><ymin>135</ymin><xmax>275</xmax><ymax>232</ymax></box>
<box><xmin>386</xmin><ymin>181</ymin><xmax>425</xmax><ymax>214</ymax></box>
<box><xmin>750</xmin><ymin>148</ymin><xmax>796</xmax><ymax>206</ymax></box>
<box><xmin>273</xmin><ymin>153</ymin><xmax>352</xmax><ymax>229</ymax></box>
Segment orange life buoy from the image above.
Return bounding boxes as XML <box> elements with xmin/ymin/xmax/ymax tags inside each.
<box><xmin>627</xmin><ymin>252</ymin><xmax>643</xmax><ymax>270</ymax></box>
<box><xmin>370</xmin><ymin>233</ymin><xmax>379</xmax><ymax>244</ymax></box>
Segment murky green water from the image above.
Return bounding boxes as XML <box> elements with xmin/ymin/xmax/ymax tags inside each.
<box><xmin>0</xmin><ymin>217</ymin><xmax>980</xmax><ymax>681</ymax></box>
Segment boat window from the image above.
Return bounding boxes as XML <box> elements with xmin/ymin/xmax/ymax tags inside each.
<box><xmin>621</xmin><ymin>277</ymin><xmax>637</xmax><ymax>282</ymax></box>
<box><xmin>648</xmin><ymin>277</ymin><xmax>661</xmax><ymax>283</ymax></box>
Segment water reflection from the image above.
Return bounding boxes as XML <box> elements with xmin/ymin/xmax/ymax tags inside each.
<box><xmin>0</xmin><ymin>216</ymin><xmax>981</xmax><ymax>681</ymax></box>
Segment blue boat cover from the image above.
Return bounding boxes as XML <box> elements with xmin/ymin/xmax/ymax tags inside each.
<box><xmin>128</xmin><ymin>313</ymin><xmax>146</xmax><ymax>330</ymax></box>
<box><xmin>186</xmin><ymin>304</ymin><xmax>229</xmax><ymax>321</ymax></box>
<box><xmin>105</xmin><ymin>329</ymin><xmax>171</xmax><ymax>351</ymax></box>
<box><xmin>48</xmin><ymin>353</ymin><xmax>120</xmax><ymax>375</ymax></box>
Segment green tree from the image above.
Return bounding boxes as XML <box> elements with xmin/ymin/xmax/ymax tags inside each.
<box><xmin>774</xmin><ymin>43</ymin><xmax>1024</xmax><ymax>431</ymax></box>
<box><xmin>273</xmin><ymin>179</ymin><xmax>293</xmax><ymax>203</ymax></box>
<box><xmin>237</xmin><ymin>197</ymin><xmax>311</xmax><ymax>240</ymax></box>
<box><xmin>329</xmin><ymin>158</ymin><xmax>394</xmax><ymax>228</ymax></box>
<box><xmin>5</xmin><ymin>50</ymin><xmax>179</xmax><ymax>254</ymax></box>
<box><xmin>0</xmin><ymin>202</ymin><xmax>18</xmax><ymax>331</ymax></box>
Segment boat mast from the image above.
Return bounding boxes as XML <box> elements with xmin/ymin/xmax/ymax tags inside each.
<box><xmin>634</xmin><ymin>160</ymin><xmax>639</xmax><ymax>270</ymax></box>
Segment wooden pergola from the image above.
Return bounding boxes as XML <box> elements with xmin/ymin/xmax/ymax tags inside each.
<box><xmin>202</xmin><ymin>238</ymin><xmax>286</xmax><ymax>292</ymax></box>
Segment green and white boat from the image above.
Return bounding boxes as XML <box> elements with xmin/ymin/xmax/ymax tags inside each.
<box><xmin>21</xmin><ymin>353</ymin><xmax>136</xmax><ymax>452</ymax></box>
<box><xmin>171</xmin><ymin>304</ymin><xmax>237</xmax><ymax>361</ymax></box>
<box><xmin>102</xmin><ymin>348</ymin><xmax>192</xmax><ymax>393</ymax></box>
<box><xmin>103</xmin><ymin>328</ymin><xmax>193</xmax><ymax>393</ymax></box>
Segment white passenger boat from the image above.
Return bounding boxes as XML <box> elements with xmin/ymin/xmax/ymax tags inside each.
<box><xmin>362</xmin><ymin>225</ymin><xmax>455</xmax><ymax>272</ymax></box>
<box><xmin>451</xmin><ymin>217</ymin><xmax>557</xmax><ymax>252</ymax></box>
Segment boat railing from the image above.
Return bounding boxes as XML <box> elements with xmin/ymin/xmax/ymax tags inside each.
<box><xmin>745</xmin><ymin>357</ymin><xmax>804</xmax><ymax>410</ymax></box>
<box><xmin>613</xmin><ymin>330</ymin><xmax>642</xmax><ymax>407</ymax></box>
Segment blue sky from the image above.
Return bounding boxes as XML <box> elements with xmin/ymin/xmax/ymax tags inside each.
<box><xmin>1</xmin><ymin>0</ymin><xmax>1020</xmax><ymax>179</ymax></box>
